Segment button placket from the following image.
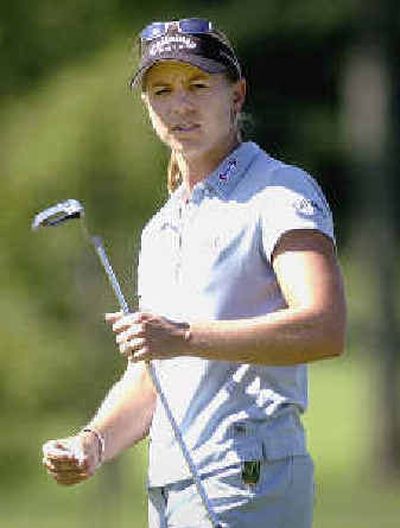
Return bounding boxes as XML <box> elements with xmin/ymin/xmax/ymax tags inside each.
<box><xmin>174</xmin><ymin>199</ymin><xmax>191</xmax><ymax>283</ymax></box>
<box><xmin>174</xmin><ymin>189</ymin><xmax>202</xmax><ymax>283</ymax></box>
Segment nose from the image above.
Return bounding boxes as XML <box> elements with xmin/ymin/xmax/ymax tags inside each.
<box><xmin>170</xmin><ymin>87</ymin><xmax>194</xmax><ymax>113</ymax></box>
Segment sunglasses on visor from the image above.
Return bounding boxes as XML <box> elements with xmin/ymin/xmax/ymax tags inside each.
<box><xmin>140</xmin><ymin>18</ymin><xmax>214</xmax><ymax>41</ymax></box>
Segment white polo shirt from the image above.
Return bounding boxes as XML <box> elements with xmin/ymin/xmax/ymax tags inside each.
<box><xmin>137</xmin><ymin>142</ymin><xmax>334</xmax><ymax>486</ymax></box>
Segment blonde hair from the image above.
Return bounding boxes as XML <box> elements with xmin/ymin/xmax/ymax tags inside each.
<box><xmin>167</xmin><ymin>150</ymin><xmax>182</xmax><ymax>193</ymax></box>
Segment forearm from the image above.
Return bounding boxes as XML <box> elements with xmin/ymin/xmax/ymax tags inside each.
<box><xmin>119</xmin><ymin>230</ymin><xmax>346</xmax><ymax>366</ymax></box>
<box><xmin>186</xmin><ymin>306</ymin><xmax>346</xmax><ymax>366</ymax></box>
<box><xmin>86</xmin><ymin>361</ymin><xmax>156</xmax><ymax>462</ymax></box>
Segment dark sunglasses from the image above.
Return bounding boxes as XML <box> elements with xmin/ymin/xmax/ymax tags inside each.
<box><xmin>140</xmin><ymin>18</ymin><xmax>213</xmax><ymax>42</ymax></box>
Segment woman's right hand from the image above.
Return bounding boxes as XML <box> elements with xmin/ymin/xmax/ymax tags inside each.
<box><xmin>42</xmin><ymin>430</ymin><xmax>102</xmax><ymax>486</ymax></box>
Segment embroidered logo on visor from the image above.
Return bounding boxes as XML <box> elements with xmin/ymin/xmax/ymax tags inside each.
<box><xmin>149</xmin><ymin>35</ymin><xmax>198</xmax><ymax>56</ymax></box>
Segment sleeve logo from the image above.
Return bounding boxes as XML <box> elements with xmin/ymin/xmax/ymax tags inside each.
<box><xmin>293</xmin><ymin>197</ymin><xmax>326</xmax><ymax>217</ymax></box>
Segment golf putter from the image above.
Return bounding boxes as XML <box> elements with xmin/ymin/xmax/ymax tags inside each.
<box><xmin>32</xmin><ymin>199</ymin><xmax>220</xmax><ymax>528</ymax></box>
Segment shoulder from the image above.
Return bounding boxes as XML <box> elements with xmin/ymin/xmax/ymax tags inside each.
<box><xmin>244</xmin><ymin>145</ymin><xmax>323</xmax><ymax>195</ymax></box>
<box><xmin>267</xmin><ymin>162</ymin><xmax>328</xmax><ymax>204</ymax></box>
<box><xmin>240</xmin><ymin>146</ymin><xmax>331</xmax><ymax>216</ymax></box>
<box><xmin>240</xmin><ymin>147</ymin><xmax>335</xmax><ymax>261</ymax></box>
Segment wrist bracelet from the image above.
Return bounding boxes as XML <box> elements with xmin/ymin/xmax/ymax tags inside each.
<box><xmin>182</xmin><ymin>322</ymin><xmax>191</xmax><ymax>342</ymax></box>
<box><xmin>81</xmin><ymin>427</ymin><xmax>105</xmax><ymax>465</ymax></box>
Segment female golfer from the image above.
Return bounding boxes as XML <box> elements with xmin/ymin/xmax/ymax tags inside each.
<box><xmin>43</xmin><ymin>18</ymin><xmax>346</xmax><ymax>528</ymax></box>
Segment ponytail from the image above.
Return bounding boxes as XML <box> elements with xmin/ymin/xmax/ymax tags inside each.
<box><xmin>167</xmin><ymin>150</ymin><xmax>182</xmax><ymax>194</ymax></box>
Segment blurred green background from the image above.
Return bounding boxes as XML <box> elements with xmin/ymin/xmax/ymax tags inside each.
<box><xmin>1</xmin><ymin>1</ymin><xmax>399</xmax><ymax>526</ymax></box>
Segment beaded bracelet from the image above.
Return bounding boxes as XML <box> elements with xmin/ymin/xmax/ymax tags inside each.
<box><xmin>81</xmin><ymin>427</ymin><xmax>105</xmax><ymax>465</ymax></box>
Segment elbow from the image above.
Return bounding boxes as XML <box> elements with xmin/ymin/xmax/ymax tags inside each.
<box><xmin>299</xmin><ymin>303</ymin><xmax>347</xmax><ymax>362</ymax></box>
<box><xmin>318</xmin><ymin>310</ymin><xmax>347</xmax><ymax>360</ymax></box>
<box><xmin>325</xmin><ymin>333</ymin><xmax>346</xmax><ymax>359</ymax></box>
<box><xmin>328</xmin><ymin>279</ymin><xmax>348</xmax><ymax>359</ymax></box>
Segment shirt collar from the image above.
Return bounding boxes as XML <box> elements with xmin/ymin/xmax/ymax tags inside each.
<box><xmin>202</xmin><ymin>141</ymin><xmax>262</xmax><ymax>199</ymax></box>
<box><xmin>169</xmin><ymin>141</ymin><xmax>263</xmax><ymax>206</ymax></box>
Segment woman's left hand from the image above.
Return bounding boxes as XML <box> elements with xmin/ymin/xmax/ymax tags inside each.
<box><xmin>105</xmin><ymin>312</ymin><xmax>190</xmax><ymax>362</ymax></box>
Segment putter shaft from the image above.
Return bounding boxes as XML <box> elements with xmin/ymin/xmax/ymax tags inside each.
<box><xmin>90</xmin><ymin>236</ymin><xmax>130</xmax><ymax>314</ymax></box>
<box><xmin>90</xmin><ymin>237</ymin><xmax>219</xmax><ymax>526</ymax></box>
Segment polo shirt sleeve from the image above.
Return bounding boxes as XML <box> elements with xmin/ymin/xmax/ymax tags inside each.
<box><xmin>260</xmin><ymin>166</ymin><xmax>335</xmax><ymax>262</ymax></box>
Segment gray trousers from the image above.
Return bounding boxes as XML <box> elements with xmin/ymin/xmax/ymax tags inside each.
<box><xmin>148</xmin><ymin>454</ymin><xmax>314</xmax><ymax>528</ymax></box>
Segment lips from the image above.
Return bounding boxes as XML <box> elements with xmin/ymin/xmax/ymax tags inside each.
<box><xmin>171</xmin><ymin>124</ymin><xmax>200</xmax><ymax>133</ymax></box>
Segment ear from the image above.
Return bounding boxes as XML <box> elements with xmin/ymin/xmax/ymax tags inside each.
<box><xmin>232</xmin><ymin>78</ymin><xmax>247</xmax><ymax>113</ymax></box>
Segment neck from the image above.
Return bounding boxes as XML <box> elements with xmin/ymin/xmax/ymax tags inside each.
<box><xmin>176</xmin><ymin>134</ymin><xmax>241</xmax><ymax>193</ymax></box>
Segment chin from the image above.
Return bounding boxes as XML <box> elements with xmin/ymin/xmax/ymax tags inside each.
<box><xmin>170</xmin><ymin>139</ymin><xmax>208</xmax><ymax>155</ymax></box>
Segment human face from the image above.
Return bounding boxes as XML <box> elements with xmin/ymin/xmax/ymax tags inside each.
<box><xmin>141</xmin><ymin>61</ymin><xmax>245</xmax><ymax>161</ymax></box>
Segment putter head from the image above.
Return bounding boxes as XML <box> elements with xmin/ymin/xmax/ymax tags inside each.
<box><xmin>32</xmin><ymin>199</ymin><xmax>84</xmax><ymax>231</ymax></box>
